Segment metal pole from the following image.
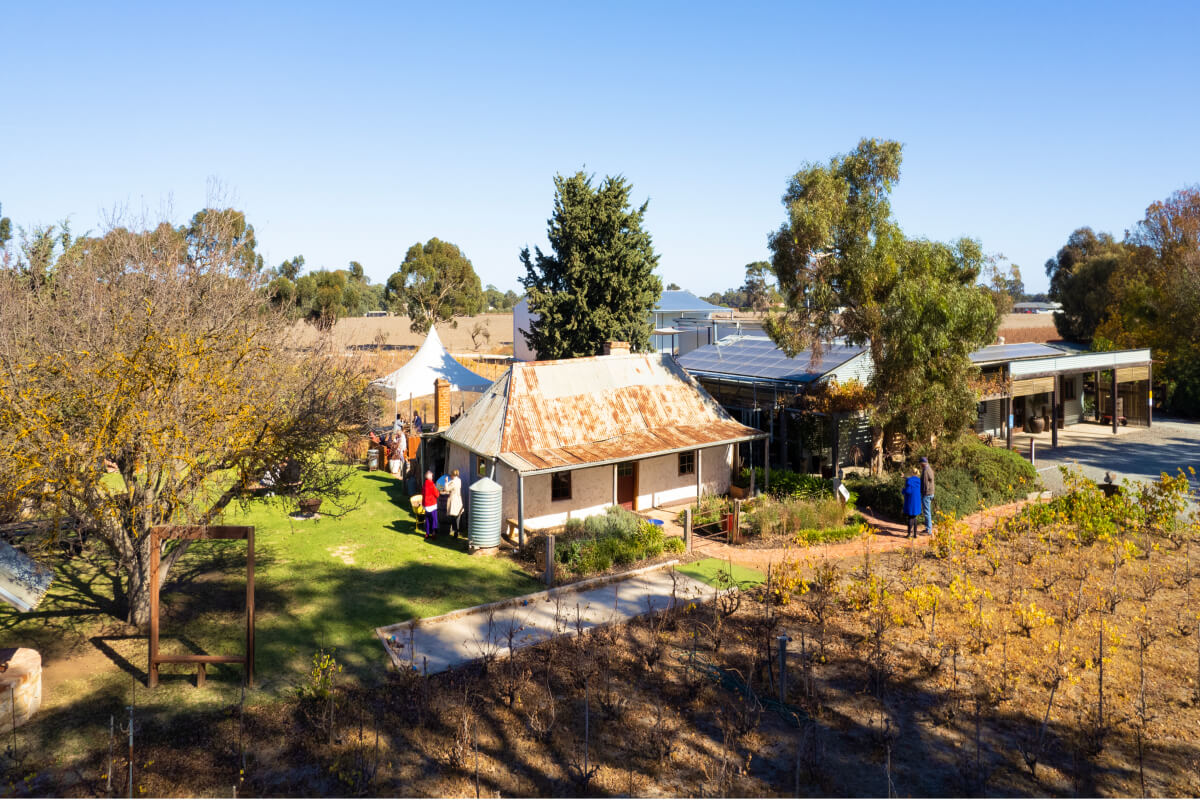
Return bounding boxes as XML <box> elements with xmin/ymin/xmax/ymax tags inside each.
<box><xmin>544</xmin><ymin>534</ymin><xmax>555</xmax><ymax>588</ymax></box>
<box><xmin>684</xmin><ymin>508</ymin><xmax>693</xmax><ymax>553</ymax></box>
<box><xmin>764</xmin><ymin>438</ymin><xmax>770</xmax><ymax>491</ymax></box>
<box><xmin>246</xmin><ymin>528</ymin><xmax>255</xmax><ymax>687</ymax></box>
<box><xmin>1112</xmin><ymin>369</ymin><xmax>1119</xmax><ymax>433</ymax></box>
<box><xmin>1006</xmin><ymin>394</ymin><xmax>1013</xmax><ymax>450</ymax></box>
<box><xmin>1051</xmin><ymin>377</ymin><xmax>1059</xmax><ymax>448</ymax></box>
<box><xmin>1147</xmin><ymin>362</ymin><xmax>1153</xmax><ymax>428</ymax></box>
<box><xmin>517</xmin><ymin>472</ymin><xmax>525</xmax><ymax>550</ymax></box>
<box><xmin>1030</xmin><ymin>438</ymin><xmax>1036</xmax><ymax>466</ymax></box>
<box><xmin>148</xmin><ymin>529</ymin><xmax>161</xmax><ymax>689</ymax></box>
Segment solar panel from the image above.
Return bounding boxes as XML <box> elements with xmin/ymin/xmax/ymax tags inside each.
<box><xmin>678</xmin><ymin>337</ymin><xmax>865</xmax><ymax>383</ymax></box>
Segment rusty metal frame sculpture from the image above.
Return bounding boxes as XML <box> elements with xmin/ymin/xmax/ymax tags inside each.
<box><xmin>148</xmin><ymin>525</ymin><xmax>255</xmax><ymax>688</ymax></box>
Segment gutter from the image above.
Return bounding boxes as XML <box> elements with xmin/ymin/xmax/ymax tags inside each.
<box><xmin>495</xmin><ymin>431</ymin><xmax>768</xmax><ymax>477</ymax></box>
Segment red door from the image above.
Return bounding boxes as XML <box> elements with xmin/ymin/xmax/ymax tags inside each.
<box><xmin>616</xmin><ymin>462</ymin><xmax>637</xmax><ymax>509</ymax></box>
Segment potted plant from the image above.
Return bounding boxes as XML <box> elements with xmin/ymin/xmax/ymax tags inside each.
<box><xmin>297</xmin><ymin>497</ymin><xmax>322</xmax><ymax>516</ymax></box>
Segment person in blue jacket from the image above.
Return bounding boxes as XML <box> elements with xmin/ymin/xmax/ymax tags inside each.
<box><xmin>902</xmin><ymin>466</ymin><xmax>923</xmax><ymax>538</ymax></box>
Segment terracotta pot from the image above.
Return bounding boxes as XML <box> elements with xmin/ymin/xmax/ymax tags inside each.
<box><xmin>298</xmin><ymin>497</ymin><xmax>322</xmax><ymax>515</ymax></box>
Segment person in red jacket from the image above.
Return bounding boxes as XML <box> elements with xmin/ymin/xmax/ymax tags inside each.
<box><xmin>422</xmin><ymin>471</ymin><xmax>439</xmax><ymax>539</ymax></box>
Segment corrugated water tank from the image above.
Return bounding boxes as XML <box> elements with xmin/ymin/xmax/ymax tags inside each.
<box><xmin>467</xmin><ymin>477</ymin><xmax>502</xmax><ymax>549</ymax></box>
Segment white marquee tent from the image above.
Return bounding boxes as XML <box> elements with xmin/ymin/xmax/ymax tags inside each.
<box><xmin>369</xmin><ymin>328</ymin><xmax>493</xmax><ymax>412</ymax></box>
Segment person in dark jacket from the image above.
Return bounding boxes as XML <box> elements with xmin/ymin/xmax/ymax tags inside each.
<box><xmin>902</xmin><ymin>467</ymin><xmax>923</xmax><ymax>538</ymax></box>
<box><xmin>920</xmin><ymin>456</ymin><xmax>936</xmax><ymax>534</ymax></box>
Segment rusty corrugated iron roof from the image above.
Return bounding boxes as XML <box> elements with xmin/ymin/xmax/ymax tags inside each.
<box><xmin>442</xmin><ymin>352</ymin><xmax>764</xmax><ymax>473</ymax></box>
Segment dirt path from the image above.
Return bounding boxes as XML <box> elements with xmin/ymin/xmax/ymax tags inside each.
<box><xmin>691</xmin><ymin>498</ymin><xmax>1040</xmax><ymax>571</ymax></box>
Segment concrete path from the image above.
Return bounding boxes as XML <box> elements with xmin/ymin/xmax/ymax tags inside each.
<box><xmin>376</xmin><ymin>562</ymin><xmax>714</xmax><ymax>675</ymax></box>
<box><xmin>1030</xmin><ymin>417</ymin><xmax>1200</xmax><ymax>502</ymax></box>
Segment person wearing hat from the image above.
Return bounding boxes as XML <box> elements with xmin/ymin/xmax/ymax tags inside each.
<box><xmin>920</xmin><ymin>456</ymin><xmax>936</xmax><ymax>534</ymax></box>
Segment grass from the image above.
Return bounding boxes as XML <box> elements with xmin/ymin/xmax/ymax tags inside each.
<box><xmin>675</xmin><ymin>558</ymin><xmax>764</xmax><ymax>589</ymax></box>
<box><xmin>0</xmin><ymin>466</ymin><xmax>540</xmax><ymax>696</ymax></box>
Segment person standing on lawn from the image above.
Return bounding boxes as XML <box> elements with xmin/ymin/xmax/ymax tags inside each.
<box><xmin>422</xmin><ymin>470</ymin><xmax>439</xmax><ymax>539</ymax></box>
<box><xmin>920</xmin><ymin>456</ymin><xmax>936</xmax><ymax>534</ymax></box>
<box><xmin>902</xmin><ymin>466</ymin><xmax>922</xmax><ymax>538</ymax></box>
<box><xmin>442</xmin><ymin>469</ymin><xmax>464</xmax><ymax>537</ymax></box>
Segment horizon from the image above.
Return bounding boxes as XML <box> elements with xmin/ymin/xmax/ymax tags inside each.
<box><xmin>4</xmin><ymin>1</ymin><xmax>1199</xmax><ymax>296</ymax></box>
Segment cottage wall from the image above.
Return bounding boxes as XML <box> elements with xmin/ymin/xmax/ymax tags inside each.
<box><xmin>490</xmin><ymin>444</ymin><xmax>734</xmax><ymax>530</ymax></box>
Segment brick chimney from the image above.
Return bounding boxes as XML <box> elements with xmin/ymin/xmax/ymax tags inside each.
<box><xmin>603</xmin><ymin>341</ymin><xmax>630</xmax><ymax>356</ymax></box>
<box><xmin>434</xmin><ymin>378</ymin><xmax>451</xmax><ymax>430</ymax></box>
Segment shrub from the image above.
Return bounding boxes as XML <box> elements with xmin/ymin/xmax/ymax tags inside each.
<box><xmin>692</xmin><ymin>494</ymin><xmax>731</xmax><ymax>527</ymax></box>
<box><xmin>339</xmin><ymin>435</ymin><xmax>369</xmax><ymax>464</ymax></box>
<box><xmin>734</xmin><ymin>467</ymin><xmax>833</xmax><ymax>499</ymax></box>
<box><xmin>844</xmin><ymin>473</ymin><xmax>904</xmax><ymax>518</ymax></box>
<box><xmin>747</xmin><ymin>494</ymin><xmax>850</xmax><ymax>540</ymax></box>
<box><xmin>921</xmin><ymin>436</ymin><xmax>1038</xmax><ymax>505</ymax></box>
<box><xmin>795</xmin><ymin>522</ymin><xmax>865</xmax><ymax>546</ymax></box>
<box><xmin>554</xmin><ymin>507</ymin><xmax>672</xmax><ymax>575</ymax></box>
<box><xmin>848</xmin><ymin>438</ymin><xmax>1039</xmax><ymax>522</ymax></box>
<box><xmin>934</xmin><ymin>467</ymin><xmax>982</xmax><ymax>518</ymax></box>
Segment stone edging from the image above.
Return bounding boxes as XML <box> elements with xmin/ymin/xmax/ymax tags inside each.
<box><xmin>374</xmin><ymin>558</ymin><xmax>682</xmax><ymax>642</ymax></box>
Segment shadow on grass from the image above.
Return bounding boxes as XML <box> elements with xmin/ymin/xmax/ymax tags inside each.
<box><xmin>59</xmin><ymin>546</ymin><xmax>540</xmax><ymax>690</ymax></box>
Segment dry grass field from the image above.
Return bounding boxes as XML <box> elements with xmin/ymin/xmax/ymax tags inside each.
<box><xmin>290</xmin><ymin>313</ymin><xmax>517</xmax><ymax>355</ymax></box>
<box><xmin>997</xmin><ymin>312</ymin><xmax>1061</xmax><ymax>344</ymax></box>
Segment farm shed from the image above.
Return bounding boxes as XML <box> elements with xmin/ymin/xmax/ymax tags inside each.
<box><xmin>441</xmin><ymin>344</ymin><xmax>765</xmax><ymax>543</ymax></box>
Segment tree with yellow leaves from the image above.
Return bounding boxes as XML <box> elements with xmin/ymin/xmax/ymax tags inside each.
<box><xmin>0</xmin><ymin>207</ymin><xmax>368</xmax><ymax>626</ymax></box>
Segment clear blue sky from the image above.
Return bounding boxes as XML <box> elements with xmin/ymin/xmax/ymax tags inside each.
<box><xmin>4</xmin><ymin>1</ymin><xmax>1198</xmax><ymax>295</ymax></box>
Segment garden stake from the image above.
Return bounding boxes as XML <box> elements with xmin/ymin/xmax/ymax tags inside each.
<box><xmin>127</xmin><ymin>701</ymin><xmax>133</xmax><ymax>799</ymax></box>
<box><xmin>777</xmin><ymin>634</ymin><xmax>790</xmax><ymax>703</ymax></box>
<box><xmin>107</xmin><ymin>714</ymin><xmax>114</xmax><ymax>795</ymax></box>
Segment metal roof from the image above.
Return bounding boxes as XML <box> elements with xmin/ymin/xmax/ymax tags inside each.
<box><xmin>677</xmin><ymin>336</ymin><xmax>866</xmax><ymax>384</ymax></box>
<box><xmin>442</xmin><ymin>352</ymin><xmax>763</xmax><ymax>472</ymax></box>
<box><xmin>656</xmin><ymin>290</ymin><xmax>729</xmax><ymax>314</ymax></box>
<box><xmin>969</xmin><ymin>342</ymin><xmax>1068</xmax><ymax>364</ymax></box>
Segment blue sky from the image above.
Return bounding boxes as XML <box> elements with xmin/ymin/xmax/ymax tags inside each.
<box><xmin>4</xmin><ymin>1</ymin><xmax>1198</xmax><ymax>295</ymax></box>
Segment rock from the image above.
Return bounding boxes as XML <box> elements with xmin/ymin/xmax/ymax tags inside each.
<box><xmin>0</xmin><ymin>648</ymin><xmax>41</xmax><ymax>732</ymax></box>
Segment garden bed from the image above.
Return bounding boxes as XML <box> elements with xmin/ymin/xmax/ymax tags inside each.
<box><xmin>691</xmin><ymin>470</ymin><xmax>867</xmax><ymax>550</ymax></box>
<box><xmin>519</xmin><ymin>506</ymin><xmax>689</xmax><ymax>583</ymax></box>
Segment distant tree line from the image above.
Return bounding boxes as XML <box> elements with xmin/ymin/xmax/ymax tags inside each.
<box><xmin>263</xmin><ymin>240</ymin><xmax>519</xmax><ymax>333</ymax></box>
<box><xmin>701</xmin><ymin>261</ymin><xmax>784</xmax><ymax>313</ymax></box>
<box><xmin>1045</xmin><ymin>187</ymin><xmax>1200</xmax><ymax>414</ymax></box>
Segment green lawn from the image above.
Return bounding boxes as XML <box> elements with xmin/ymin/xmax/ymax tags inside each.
<box><xmin>0</xmin><ymin>466</ymin><xmax>540</xmax><ymax>695</ymax></box>
<box><xmin>676</xmin><ymin>558</ymin><xmax>764</xmax><ymax>589</ymax></box>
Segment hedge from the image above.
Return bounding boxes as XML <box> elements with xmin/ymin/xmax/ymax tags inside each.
<box><xmin>846</xmin><ymin>438</ymin><xmax>1039</xmax><ymax>520</ymax></box>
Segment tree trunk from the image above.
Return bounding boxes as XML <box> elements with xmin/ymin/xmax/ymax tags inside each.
<box><xmin>123</xmin><ymin>533</ymin><xmax>193</xmax><ymax>629</ymax></box>
<box><xmin>124</xmin><ymin>533</ymin><xmax>154</xmax><ymax>628</ymax></box>
<box><xmin>870</xmin><ymin>425</ymin><xmax>885</xmax><ymax>476</ymax></box>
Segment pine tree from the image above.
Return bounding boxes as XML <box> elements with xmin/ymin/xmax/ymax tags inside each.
<box><xmin>520</xmin><ymin>172</ymin><xmax>662</xmax><ymax>358</ymax></box>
